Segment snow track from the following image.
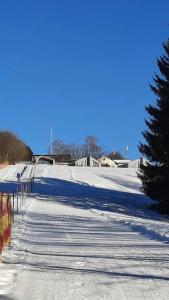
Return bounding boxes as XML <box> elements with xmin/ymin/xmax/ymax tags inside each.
<box><xmin>0</xmin><ymin>165</ymin><xmax>17</xmax><ymax>181</ymax></box>
<box><xmin>1</xmin><ymin>165</ymin><xmax>169</xmax><ymax>299</ymax></box>
<box><xmin>0</xmin><ymin>164</ymin><xmax>33</xmax><ymax>183</ymax></box>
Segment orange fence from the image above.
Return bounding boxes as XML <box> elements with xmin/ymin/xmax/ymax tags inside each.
<box><xmin>0</xmin><ymin>193</ymin><xmax>12</xmax><ymax>256</ymax></box>
<box><xmin>0</xmin><ymin>161</ymin><xmax>9</xmax><ymax>169</ymax></box>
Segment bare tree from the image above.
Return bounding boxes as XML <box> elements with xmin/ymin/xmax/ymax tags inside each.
<box><xmin>52</xmin><ymin>139</ymin><xmax>70</xmax><ymax>155</ymax></box>
<box><xmin>66</xmin><ymin>143</ymin><xmax>84</xmax><ymax>160</ymax></box>
<box><xmin>107</xmin><ymin>150</ymin><xmax>124</xmax><ymax>160</ymax></box>
<box><xmin>83</xmin><ymin>136</ymin><xmax>102</xmax><ymax>158</ymax></box>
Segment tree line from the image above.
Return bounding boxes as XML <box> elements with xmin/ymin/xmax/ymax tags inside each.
<box><xmin>0</xmin><ymin>131</ymin><xmax>32</xmax><ymax>164</ymax></box>
<box><xmin>51</xmin><ymin>135</ymin><xmax>124</xmax><ymax>160</ymax></box>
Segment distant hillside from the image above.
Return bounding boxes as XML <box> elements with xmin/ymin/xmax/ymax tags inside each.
<box><xmin>0</xmin><ymin>130</ymin><xmax>32</xmax><ymax>164</ymax></box>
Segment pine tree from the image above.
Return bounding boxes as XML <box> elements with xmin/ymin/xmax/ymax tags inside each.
<box><xmin>138</xmin><ymin>39</ymin><xmax>169</xmax><ymax>213</ymax></box>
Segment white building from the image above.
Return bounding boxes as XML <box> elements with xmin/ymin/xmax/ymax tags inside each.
<box><xmin>113</xmin><ymin>160</ymin><xmax>130</xmax><ymax>168</ymax></box>
<box><xmin>98</xmin><ymin>156</ymin><xmax>117</xmax><ymax>167</ymax></box>
<box><xmin>75</xmin><ymin>156</ymin><xmax>101</xmax><ymax>167</ymax></box>
<box><xmin>114</xmin><ymin>158</ymin><xmax>143</xmax><ymax>168</ymax></box>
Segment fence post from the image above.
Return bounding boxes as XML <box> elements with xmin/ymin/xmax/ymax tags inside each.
<box><xmin>12</xmin><ymin>190</ymin><xmax>15</xmax><ymax>222</ymax></box>
<box><xmin>17</xmin><ymin>188</ymin><xmax>19</xmax><ymax>214</ymax></box>
<box><xmin>0</xmin><ymin>193</ymin><xmax>2</xmax><ymax>260</ymax></box>
<box><xmin>7</xmin><ymin>194</ymin><xmax>12</xmax><ymax>247</ymax></box>
<box><xmin>21</xmin><ymin>183</ymin><xmax>23</xmax><ymax>207</ymax></box>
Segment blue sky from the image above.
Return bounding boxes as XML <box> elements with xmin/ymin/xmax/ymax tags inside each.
<box><xmin>0</xmin><ymin>0</ymin><xmax>168</xmax><ymax>159</ymax></box>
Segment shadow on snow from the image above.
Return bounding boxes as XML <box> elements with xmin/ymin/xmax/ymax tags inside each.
<box><xmin>0</xmin><ymin>176</ymin><xmax>160</xmax><ymax>221</ymax></box>
<box><xmin>32</xmin><ymin>176</ymin><xmax>156</xmax><ymax>221</ymax></box>
<box><xmin>2</xmin><ymin>177</ymin><xmax>169</xmax><ymax>282</ymax></box>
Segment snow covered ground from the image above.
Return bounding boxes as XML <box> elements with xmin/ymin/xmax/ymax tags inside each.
<box><xmin>0</xmin><ymin>163</ymin><xmax>33</xmax><ymax>193</ymax></box>
<box><xmin>0</xmin><ymin>165</ymin><xmax>169</xmax><ymax>299</ymax></box>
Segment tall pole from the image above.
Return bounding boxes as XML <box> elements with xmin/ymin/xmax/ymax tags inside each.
<box><xmin>50</xmin><ymin>126</ymin><xmax>53</xmax><ymax>155</ymax></box>
<box><xmin>125</xmin><ymin>146</ymin><xmax>128</xmax><ymax>159</ymax></box>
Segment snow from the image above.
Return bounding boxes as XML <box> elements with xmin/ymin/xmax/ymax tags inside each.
<box><xmin>0</xmin><ymin>164</ymin><xmax>169</xmax><ymax>299</ymax></box>
<box><xmin>0</xmin><ymin>164</ymin><xmax>33</xmax><ymax>193</ymax></box>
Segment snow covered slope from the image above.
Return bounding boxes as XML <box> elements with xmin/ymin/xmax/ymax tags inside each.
<box><xmin>0</xmin><ymin>165</ymin><xmax>169</xmax><ymax>299</ymax></box>
<box><xmin>0</xmin><ymin>163</ymin><xmax>33</xmax><ymax>193</ymax></box>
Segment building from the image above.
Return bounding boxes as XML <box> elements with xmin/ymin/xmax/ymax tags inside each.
<box><xmin>114</xmin><ymin>159</ymin><xmax>142</xmax><ymax>168</ymax></box>
<box><xmin>113</xmin><ymin>160</ymin><xmax>130</xmax><ymax>168</ymax></box>
<box><xmin>75</xmin><ymin>156</ymin><xmax>101</xmax><ymax>167</ymax></box>
<box><xmin>98</xmin><ymin>156</ymin><xmax>117</xmax><ymax>167</ymax></box>
<box><xmin>32</xmin><ymin>154</ymin><xmax>72</xmax><ymax>165</ymax></box>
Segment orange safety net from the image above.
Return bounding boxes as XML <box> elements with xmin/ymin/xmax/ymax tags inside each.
<box><xmin>0</xmin><ymin>193</ymin><xmax>12</xmax><ymax>255</ymax></box>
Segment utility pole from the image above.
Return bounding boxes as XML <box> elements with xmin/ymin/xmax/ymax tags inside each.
<box><xmin>125</xmin><ymin>146</ymin><xmax>128</xmax><ymax>159</ymax></box>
